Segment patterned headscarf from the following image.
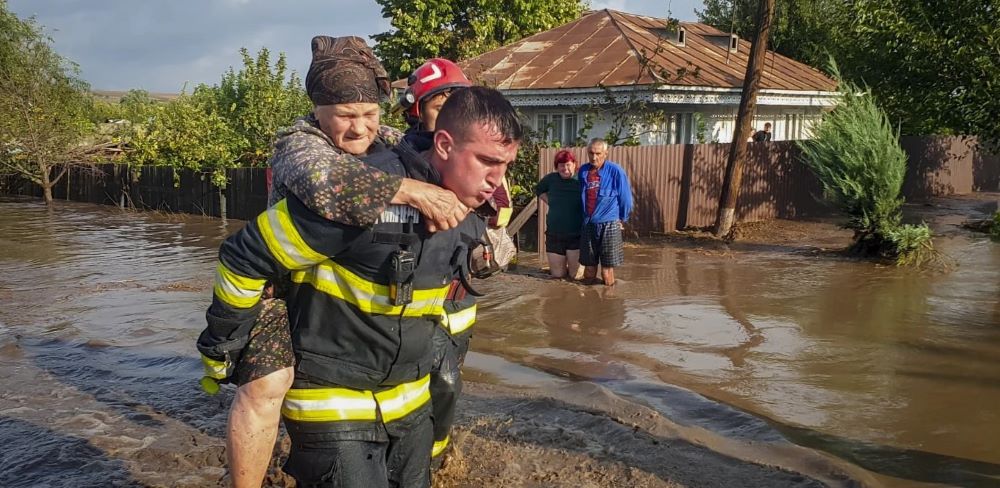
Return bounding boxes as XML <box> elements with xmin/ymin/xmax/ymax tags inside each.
<box><xmin>305</xmin><ymin>35</ymin><xmax>390</xmax><ymax>106</ymax></box>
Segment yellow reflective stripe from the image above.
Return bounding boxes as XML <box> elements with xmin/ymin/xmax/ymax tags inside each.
<box><xmin>432</xmin><ymin>435</ymin><xmax>450</xmax><ymax>458</ymax></box>
<box><xmin>213</xmin><ymin>262</ymin><xmax>266</xmax><ymax>308</ymax></box>
<box><xmin>257</xmin><ymin>199</ymin><xmax>326</xmax><ymax>270</ymax></box>
<box><xmin>292</xmin><ymin>261</ymin><xmax>448</xmax><ymax>317</ymax></box>
<box><xmin>374</xmin><ymin>375</ymin><xmax>431</xmax><ymax>423</ymax></box>
<box><xmin>444</xmin><ymin>304</ymin><xmax>477</xmax><ymax>335</ymax></box>
<box><xmin>282</xmin><ymin>387</ymin><xmax>378</xmax><ymax>422</ymax></box>
<box><xmin>201</xmin><ymin>354</ymin><xmax>228</xmax><ymax>380</ymax></box>
<box><xmin>281</xmin><ymin>375</ymin><xmax>431</xmax><ymax>424</ymax></box>
<box><xmin>495</xmin><ymin>207</ymin><xmax>513</xmax><ymax>227</ymax></box>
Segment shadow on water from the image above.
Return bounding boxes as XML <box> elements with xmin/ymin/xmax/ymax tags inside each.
<box><xmin>0</xmin><ymin>416</ymin><xmax>140</xmax><ymax>488</ymax></box>
<box><xmin>19</xmin><ymin>336</ymin><xmax>230</xmax><ymax>437</ymax></box>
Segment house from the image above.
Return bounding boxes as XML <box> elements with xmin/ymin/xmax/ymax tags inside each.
<box><xmin>454</xmin><ymin>9</ymin><xmax>838</xmax><ymax>145</ymax></box>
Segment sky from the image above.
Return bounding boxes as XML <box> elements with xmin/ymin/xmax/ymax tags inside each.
<box><xmin>8</xmin><ymin>0</ymin><xmax>706</xmax><ymax>93</ymax></box>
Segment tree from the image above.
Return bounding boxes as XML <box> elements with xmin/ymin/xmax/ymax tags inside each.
<box><xmin>797</xmin><ymin>63</ymin><xmax>934</xmax><ymax>266</ymax></box>
<box><xmin>842</xmin><ymin>0</ymin><xmax>1000</xmax><ymax>146</ymax></box>
<box><xmin>700</xmin><ymin>0</ymin><xmax>1000</xmax><ymax>146</ymax></box>
<box><xmin>194</xmin><ymin>48</ymin><xmax>310</xmax><ymax>166</ymax></box>
<box><xmin>714</xmin><ymin>0</ymin><xmax>775</xmax><ymax>238</ymax></box>
<box><xmin>697</xmin><ymin>0</ymin><xmax>848</xmax><ymax>70</ymax></box>
<box><xmin>373</xmin><ymin>0</ymin><xmax>585</xmax><ymax>80</ymax></box>
<box><xmin>124</xmin><ymin>47</ymin><xmax>310</xmax><ymax>187</ymax></box>
<box><xmin>127</xmin><ymin>94</ymin><xmax>239</xmax><ymax>188</ymax></box>
<box><xmin>0</xmin><ymin>1</ymin><xmax>97</xmax><ymax>204</ymax></box>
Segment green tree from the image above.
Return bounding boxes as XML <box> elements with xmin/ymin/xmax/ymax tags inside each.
<box><xmin>195</xmin><ymin>48</ymin><xmax>311</xmax><ymax>166</ymax></box>
<box><xmin>373</xmin><ymin>0</ymin><xmax>585</xmax><ymax>80</ymax></box>
<box><xmin>797</xmin><ymin>63</ymin><xmax>934</xmax><ymax>265</ymax></box>
<box><xmin>842</xmin><ymin>0</ymin><xmax>1000</xmax><ymax>145</ymax></box>
<box><xmin>700</xmin><ymin>0</ymin><xmax>1000</xmax><ymax>146</ymax></box>
<box><xmin>127</xmin><ymin>95</ymin><xmax>239</xmax><ymax>187</ymax></box>
<box><xmin>89</xmin><ymin>89</ymin><xmax>157</xmax><ymax>123</ymax></box>
<box><xmin>0</xmin><ymin>1</ymin><xmax>97</xmax><ymax>204</ymax></box>
<box><xmin>124</xmin><ymin>47</ymin><xmax>310</xmax><ymax>186</ymax></box>
<box><xmin>696</xmin><ymin>0</ymin><xmax>848</xmax><ymax>69</ymax></box>
<box><xmin>117</xmin><ymin>89</ymin><xmax>158</xmax><ymax>123</ymax></box>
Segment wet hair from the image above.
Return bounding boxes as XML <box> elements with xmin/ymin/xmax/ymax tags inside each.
<box><xmin>553</xmin><ymin>149</ymin><xmax>577</xmax><ymax>168</ymax></box>
<box><xmin>436</xmin><ymin>86</ymin><xmax>522</xmax><ymax>145</ymax></box>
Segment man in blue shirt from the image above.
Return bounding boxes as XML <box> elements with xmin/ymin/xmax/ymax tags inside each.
<box><xmin>578</xmin><ymin>138</ymin><xmax>633</xmax><ymax>286</ymax></box>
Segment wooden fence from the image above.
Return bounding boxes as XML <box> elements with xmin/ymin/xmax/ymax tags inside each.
<box><xmin>1</xmin><ymin>164</ymin><xmax>269</xmax><ymax>221</ymax></box>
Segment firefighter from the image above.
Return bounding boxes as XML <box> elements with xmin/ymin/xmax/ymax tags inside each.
<box><xmin>199</xmin><ymin>86</ymin><xmax>521</xmax><ymax>487</ymax></box>
<box><xmin>398</xmin><ymin>58</ymin><xmax>522</xmax><ymax>464</ymax></box>
<box><xmin>209</xmin><ymin>37</ymin><xmax>472</xmax><ymax>488</ymax></box>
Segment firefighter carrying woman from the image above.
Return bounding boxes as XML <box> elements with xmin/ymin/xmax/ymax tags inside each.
<box><xmin>196</xmin><ymin>35</ymin><xmax>518</xmax><ymax>488</ymax></box>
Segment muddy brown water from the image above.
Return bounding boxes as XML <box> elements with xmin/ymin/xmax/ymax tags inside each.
<box><xmin>0</xmin><ymin>197</ymin><xmax>998</xmax><ymax>487</ymax></box>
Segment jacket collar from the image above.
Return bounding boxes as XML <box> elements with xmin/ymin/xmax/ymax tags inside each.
<box><xmin>395</xmin><ymin>132</ymin><xmax>441</xmax><ymax>185</ymax></box>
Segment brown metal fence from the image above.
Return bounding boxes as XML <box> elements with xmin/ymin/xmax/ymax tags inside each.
<box><xmin>1</xmin><ymin>136</ymin><xmax>996</xmax><ymax>237</ymax></box>
<box><xmin>537</xmin><ymin>136</ymin><xmax>998</xmax><ymax>254</ymax></box>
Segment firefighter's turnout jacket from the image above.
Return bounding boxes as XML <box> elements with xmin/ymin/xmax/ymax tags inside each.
<box><xmin>198</xmin><ymin>138</ymin><xmax>486</xmax><ymax>441</ymax></box>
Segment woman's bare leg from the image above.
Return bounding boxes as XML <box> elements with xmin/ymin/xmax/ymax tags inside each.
<box><xmin>227</xmin><ymin>367</ymin><xmax>294</xmax><ymax>488</ymax></box>
<box><xmin>546</xmin><ymin>252</ymin><xmax>567</xmax><ymax>278</ymax></box>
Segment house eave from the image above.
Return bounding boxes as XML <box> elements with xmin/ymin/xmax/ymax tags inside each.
<box><xmin>498</xmin><ymin>84</ymin><xmax>840</xmax><ymax>108</ymax></box>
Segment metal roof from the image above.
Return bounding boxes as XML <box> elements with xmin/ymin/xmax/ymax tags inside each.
<box><xmin>450</xmin><ymin>9</ymin><xmax>836</xmax><ymax>93</ymax></box>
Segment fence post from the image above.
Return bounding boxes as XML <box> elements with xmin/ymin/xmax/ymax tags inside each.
<box><xmin>218</xmin><ymin>187</ymin><xmax>227</xmax><ymax>222</ymax></box>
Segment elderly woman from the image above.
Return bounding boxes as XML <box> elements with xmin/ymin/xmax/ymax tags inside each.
<box><xmin>535</xmin><ymin>149</ymin><xmax>584</xmax><ymax>279</ymax></box>
<box><xmin>198</xmin><ymin>36</ymin><xmax>469</xmax><ymax>488</ymax></box>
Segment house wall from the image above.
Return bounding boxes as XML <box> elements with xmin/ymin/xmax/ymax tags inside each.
<box><xmin>518</xmin><ymin>104</ymin><xmax>825</xmax><ymax>146</ymax></box>
<box><xmin>701</xmin><ymin>106</ymin><xmax>825</xmax><ymax>143</ymax></box>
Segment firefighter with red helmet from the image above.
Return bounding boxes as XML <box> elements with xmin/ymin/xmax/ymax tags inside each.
<box><xmin>399</xmin><ymin>58</ymin><xmax>472</xmax><ymax>132</ymax></box>
<box><xmin>397</xmin><ymin>58</ymin><xmax>519</xmax><ymax>467</ymax></box>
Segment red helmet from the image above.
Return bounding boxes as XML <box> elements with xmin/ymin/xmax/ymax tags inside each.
<box><xmin>399</xmin><ymin>58</ymin><xmax>471</xmax><ymax>119</ymax></box>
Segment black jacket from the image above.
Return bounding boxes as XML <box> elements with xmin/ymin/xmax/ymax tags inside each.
<box><xmin>198</xmin><ymin>136</ymin><xmax>486</xmax><ymax>390</ymax></box>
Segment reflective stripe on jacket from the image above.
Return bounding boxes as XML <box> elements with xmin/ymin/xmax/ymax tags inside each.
<box><xmin>442</xmin><ymin>300</ymin><xmax>477</xmax><ymax>335</ymax></box>
<box><xmin>283</xmin><ymin>374</ymin><xmax>431</xmax><ymax>424</ymax></box>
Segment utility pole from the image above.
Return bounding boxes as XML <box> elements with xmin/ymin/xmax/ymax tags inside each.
<box><xmin>714</xmin><ymin>0</ymin><xmax>776</xmax><ymax>237</ymax></box>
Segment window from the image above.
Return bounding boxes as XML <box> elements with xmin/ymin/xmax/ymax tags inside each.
<box><xmin>677</xmin><ymin>27</ymin><xmax>686</xmax><ymax>47</ymax></box>
<box><xmin>730</xmin><ymin>35</ymin><xmax>739</xmax><ymax>53</ymax></box>
<box><xmin>784</xmin><ymin>113</ymin><xmax>803</xmax><ymax>140</ymax></box>
<box><xmin>536</xmin><ymin>112</ymin><xmax>579</xmax><ymax>146</ymax></box>
<box><xmin>640</xmin><ymin>113</ymin><xmax>695</xmax><ymax>145</ymax></box>
<box><xmin>673</xmin><ymin>113</ymin><xmax>694</xmax><ymax>144</ymax></box>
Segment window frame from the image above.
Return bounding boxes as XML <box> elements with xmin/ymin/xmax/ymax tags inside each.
<box><xmin>535</xmin><ymin>111</ymin><xmax>579</xmax><ymax>146</ymax></box>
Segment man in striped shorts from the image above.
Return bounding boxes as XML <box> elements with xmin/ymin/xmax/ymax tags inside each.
<box><xmin>578</xmin><ymin>138</ymin><xmax>633</xmax><ymax>287</ymax></box>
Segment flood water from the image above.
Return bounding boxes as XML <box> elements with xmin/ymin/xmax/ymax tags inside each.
<box><xmin>1</xmin><ymin>197</ymin><xmax>998</xmax><ymax>487</ymax></box>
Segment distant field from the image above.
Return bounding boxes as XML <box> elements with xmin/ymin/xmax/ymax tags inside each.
<box><xmin>92</xmin><ymin>90</ymin><xmax>180</xmax><ymax>102</ymax></box>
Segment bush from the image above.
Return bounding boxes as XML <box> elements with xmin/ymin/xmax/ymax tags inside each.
<box><xmin>509</xmin><ymin>124</ymin><xmax>560</xmax><ymax>208</ymax></box>
<box><xmin>797</xmin><ymin>61</ymin><xmax>934</xmax><ymax>265</ymax></box>
<box><xmin>194</xmin><ymin>48</ymin><xmax>310</xmax><ymax>166</ymax></box>
<box><xmin>885</xmin><ymin>223</ymin><xmax>934</xmax><ymax>266</ymax></box>
<box><xmin>128</xmin><ymin>95</ymin><xmax>239</xmax><ymax>187</ymax></box>
<box><xmin>122</xmin><ymin>47</ymin><xmax>310</xmax><ymax>186</ymax></box>
<box><xmin>991</xmin><ymin>212</ymin><xmax>1000</xmax><ymax>241</ymax></box>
